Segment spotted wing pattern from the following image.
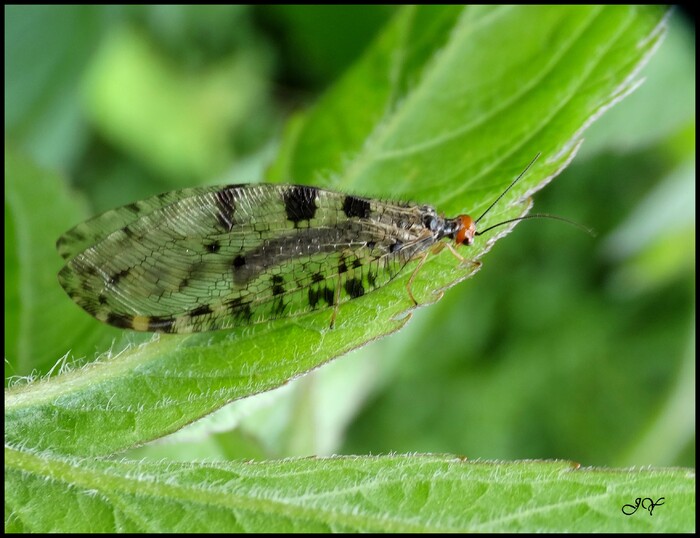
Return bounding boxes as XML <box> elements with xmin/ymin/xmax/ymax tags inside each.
<box><xmin>57</xmin><ymin>184</ymin><xmax>438</xmax><ymax>333</ymax></box>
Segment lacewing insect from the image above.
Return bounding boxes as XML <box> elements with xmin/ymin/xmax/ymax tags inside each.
<box><xmin>57</xmin><ymin>156</ymin><xmax>546</xmax><ymax>333</ymax></box>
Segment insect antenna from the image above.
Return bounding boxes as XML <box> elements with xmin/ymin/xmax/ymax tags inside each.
<box><xmin>474</xmin><ymin>152</ymin><xmax>541</xmax><ymax>225</ymax></box>
<box><xmin>475</xmin><ymin>213</ymin><xmax>596</xmax><ymax>238</ymax></box>
<box><xmin>473</xmin><ymin>153</ymin><xmax>594</xmax><ymax>238</ymax></box>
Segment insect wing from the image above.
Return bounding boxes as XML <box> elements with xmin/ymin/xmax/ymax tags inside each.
<box><xmin>57</xmin><ymin>185</ymin><xmax>428</xmax><ymax>333</ymax></box>
<box><xmin>56</xmin><ymin>186</ymin><xmax>221</xmax><ymax>262</ymax></box>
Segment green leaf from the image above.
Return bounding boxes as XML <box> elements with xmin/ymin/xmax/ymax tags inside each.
<box><xmin>5</xmin><ymin>448</ymin><xmax>694</xmax><ymax>532</ymax></box>
<box><xmin>5</xmin><ymin>6</ymin><xmax>667</xmax><ymax>457</ymax></box>
<box><xmin>268</xmin><ymin>5</ymin><xmax>667</xmax><ymax>210</ymax></box>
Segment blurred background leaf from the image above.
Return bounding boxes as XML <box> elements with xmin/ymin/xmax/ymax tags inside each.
<box><xmin>5</xmin><ymin>4</ymin><xmax>694</xmax><ymax>474</ymax></box>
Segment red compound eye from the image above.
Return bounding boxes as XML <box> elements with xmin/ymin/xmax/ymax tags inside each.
<box><xmin>455</xmin><ymin>215</ymin><xmax>476</xmax><ymax>246</ymax></box>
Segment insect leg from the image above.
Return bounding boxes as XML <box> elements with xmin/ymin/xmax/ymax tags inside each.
<box><xmin>407</xmin><ymin>242</ymin><xmax>482</xmax><ymax>306</ymax></box>
<box><xmin>443</xmin><ymin>242</ymin><xmax>481</xmax><ymax>271</ymax></box>
<box><xmin>406</xmin><ymin>251</ymin><xmax>430</xmax><ymax>306</ymax></box>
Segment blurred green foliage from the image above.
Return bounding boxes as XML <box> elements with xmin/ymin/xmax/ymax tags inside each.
<box><xmin>5</xmin><ymin>4</ymin><xmax>694</xmax><ymax>476</ymax></box>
